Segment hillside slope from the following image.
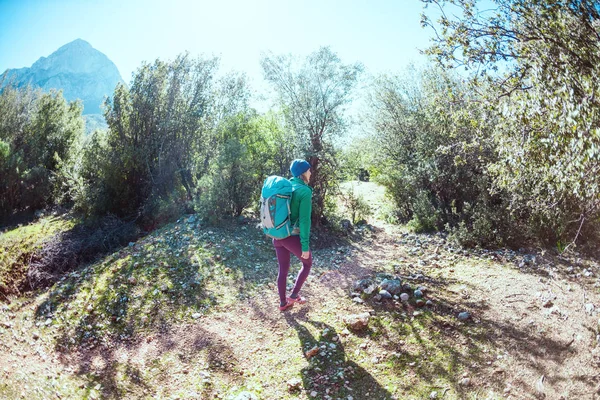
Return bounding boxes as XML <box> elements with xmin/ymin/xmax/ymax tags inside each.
<box><xmin>0</xmin><ymin>182</ymin><xmax>599</xmax><ymax>399</ymax></box>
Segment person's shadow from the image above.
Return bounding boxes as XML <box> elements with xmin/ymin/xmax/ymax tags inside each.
<box><xmin>283</xmin><ymin>313</ymin><xmax>394</xmax><ymax>400</ymax></box>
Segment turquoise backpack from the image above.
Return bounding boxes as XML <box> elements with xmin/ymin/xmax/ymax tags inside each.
<box><xmin>260</xmin><ymin>176</ymin><xmax>296</xmax><ymax>239</ymax></box>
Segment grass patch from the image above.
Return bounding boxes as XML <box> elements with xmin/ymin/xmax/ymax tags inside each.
<box><xmin>33</xmin><ymin>221</ymin><xmax>277</xmax><ymax>353</ymax></box>
<box><xmin>0</xmin><ymin>216</ymin><xmax>75</xmax><ymax>294</ymax></box>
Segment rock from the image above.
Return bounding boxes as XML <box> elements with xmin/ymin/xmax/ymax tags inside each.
<box><xmin>585</xmin><ymin>303</ymin><xmax>595</xmax><ymax>315</ymax></box>
<box><xmin>542</xmin><ymin>299</ymin><xmax>553</xmax><ymax>308</ymax></box>
<box><xmin>458</xmin><ymin>312</ymin><xmax>471</xmax><ymax>321</ymax></box>
<box><xmin>127</xmin><ymin>276</ymin><xmax>137</xmax><ymax>285</ymax></box>
<box><xmin>305</xmin><ymin>346</ymin><xmax>319</xmax><ymax>358</ymax></box>
<box><xmin>430</xmin><ymin>391</ymin><xmax>438</xmax><ymax>399</ymax></box>
<box><xmin>363</xmin><ymin>284</ymin><xmax>377</xmax><ymax>295</ymax></box>
<box><xmin>415</xmin><ymin>299</ymin><xmax>426</xmax><ymax>308</ymax></box>
<box><xmin>340</xmin><ymin>219</ymin><xmax>354</xmax><ymax>234</ymax></box>
<box><xmin>234</xmin><ymin>392</ymin><xmax>258</xmax><ymax>400</ymax></box>
<box><xmin>187</xmin><ymin>215</ymin><xmax>197</xmax><ymax>224</ymax></box>
<box><xmin>287</xmin><ymin>378</ymin><xmax>302</xmax><ymax>391</ymax></box>
<box><xmin>343</xmin><ymin>313</ymin><xmax>370</xmax><ymax>331</ymax></box>
<box><xmin>353</xmin><ymin>279</ymin><xmax>373</xmax><ymax>292</ymax></box>
<box><xmin>413</xmin><ymin>290</ymin><xmax>423</xmax><ymax>299</ymax></box>
<box><xmin>373</xmin><ymin>294</ymin><xmax>382</xmax><ymax>301</ymax></box>
<box><xmin>460</xmin><ymin>377</ymin><xmax>471</xmax><ymax>386</ymax></box>
<box><xmin>380</xmin><ymin>279</ymin><xmax>402</xmax><ymax>295</ymax></box>
<box><xmin>191</xmin><ymin>313</ymin><xmax>202</xmax><ymax>319</ymax></box>
<box><xmin>352</xmin><ymin>297</ymin><xmax>365</xmax><ymax>304</ymax></box>
<box><xmin>310</xmin><ymin>391</ymin><xmax>318</xmax><ymax>398</ymax></box>
<box><xmin>426</xmin><ymin>300</ymin><xmax>434</xmax><ymax>307</ymax></box>
<box><xmin>400</xmin><ymin>293</ymin><xmax>409</xmax><ymax>302</ymax></box>
<box><xmin>379</xmin><ymin>290</ymin><xmax>392</xmax><ymax>299</ymax></box>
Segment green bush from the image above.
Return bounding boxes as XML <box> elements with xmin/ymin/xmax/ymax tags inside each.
<box><xmin>370</xmin><ymin>66</ymin><xmax>520</xmax><ymax>245</ymax></box>
<box><xmin>0</xmin><ymin>87</ymin><xmax>83</xmax><ymax>221</ymax></box>
<box><xmin>423</xmin><ymin>0</ymin><xmax>600</xmax><ymax>249</ymax></box>
<box><xmin>341</xmin><ymin>185</ymin><xmax>372</xmax><ymax>225</ymax></box>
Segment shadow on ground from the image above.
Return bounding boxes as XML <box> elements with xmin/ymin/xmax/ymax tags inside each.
<box><xmin>284</xmin><ymin>313</ymin><xmax>395</xmax><ymax>400</ymax></box>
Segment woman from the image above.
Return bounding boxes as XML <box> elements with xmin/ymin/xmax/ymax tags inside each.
<box><xmin>273</xmin><ymin>159</ymin><xmax>313</xmax><ymax>311</ymax></box>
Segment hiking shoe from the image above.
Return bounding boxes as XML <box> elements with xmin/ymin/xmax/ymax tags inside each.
<box><xmin>288</xmin><ymin>295</ymin><xmax>307</xmax><ymax>305</ymax></box>
<box><xmin>279</xmin><ymin>299</ymin><xmax>294</xmax><ymax>311</ymax></box>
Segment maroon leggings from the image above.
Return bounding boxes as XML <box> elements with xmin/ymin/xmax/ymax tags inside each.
<box><xmin>272</xmin><ymin>235</ymin><xmax>312</xmax><ymax>304</ymax></box>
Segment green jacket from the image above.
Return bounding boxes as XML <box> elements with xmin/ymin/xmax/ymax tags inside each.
<box><xmin>289</xmin><ymin>177</ymin><xmax>313</xmax><ymax>252</ymax></box>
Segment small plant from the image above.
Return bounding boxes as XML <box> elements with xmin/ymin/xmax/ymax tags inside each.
<box><xmin>342</xmin><ymin>185</ymin><xmax>372</xmax><ymax>225</ymax></box>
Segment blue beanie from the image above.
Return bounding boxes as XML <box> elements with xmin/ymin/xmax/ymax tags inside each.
<box><xmin>290</xmin><ymin>159</ymin><xmax>311</xmax><ymax>177</ymax></box>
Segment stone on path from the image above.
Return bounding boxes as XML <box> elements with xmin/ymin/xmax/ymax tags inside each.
<box><xmin>458</xmin><ymin>312</ymin><xmax>471</xmax><ymax>321</ymax></box>
<box><xmin>353</xmin><ymin>279</ymin><xmax>373</xmax><ymax>292</ymax></box>
<box><xmin>585</xmin><ymin>303</ymin><xmax>595</xmax><ymax>315</ymax></box>
<box><xmin>380</xmin><ymin>279</ymin><xmax>402</xmax><ymax>295</ymax></box>
<box><xmin>287</xmin><ymin>378</ymin><xmax>302</xmax><ymax>391</ymax></box>
<box><xmin>234</xmin><ymin>392</ymin><xmax>258</xmax><ymax>400</ymax></box>
<box><xmin>343</xmin><ymin>313</ymin><xmax>370</xmax><ymax>331</ymax></box>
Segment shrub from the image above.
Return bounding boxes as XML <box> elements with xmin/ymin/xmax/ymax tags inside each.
<box><xmin>341</xmin><ymin>185</ymin><xmax>372</xmax><ymax>225</ymax></box>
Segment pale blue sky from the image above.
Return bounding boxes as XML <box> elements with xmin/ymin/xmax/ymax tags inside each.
<box><xmin>0</xmin><ymin>0</ymin><xmax>436</xmax><ymax>86</ymax></box>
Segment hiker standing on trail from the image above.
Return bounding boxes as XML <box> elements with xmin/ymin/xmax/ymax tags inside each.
<box><xmin>273</xmin><ymin>159</ymin><xmax>313</xmax><ymax>311</ymax></box>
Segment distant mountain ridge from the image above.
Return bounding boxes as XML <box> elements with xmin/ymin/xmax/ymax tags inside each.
<box><xmin>1</xmin><ymin>39</ymin><xmax>123</xmax><ymax>115</ymax></box>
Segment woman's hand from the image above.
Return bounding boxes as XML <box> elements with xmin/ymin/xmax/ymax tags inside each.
<box><xmin>301</xmin><ymin>251</ymin><xmax>310</xmax><ymax>259</ymax></box>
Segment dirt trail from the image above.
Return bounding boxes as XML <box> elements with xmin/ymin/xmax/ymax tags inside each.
<box><xmin>1</xmin><ymin>208</ymin><xmax>599</xmax><ymax>399</ymax></box>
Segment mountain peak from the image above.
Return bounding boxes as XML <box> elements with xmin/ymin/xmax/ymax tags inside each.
<box><xmin>58</xmin><ymin>38</ymin><xmax>93</xmax><ymax>51</ymax></box>
<box><xmin>1</xmin><ymin>40</ymin><xmax>123</xmax><ymax>114</ymax></box>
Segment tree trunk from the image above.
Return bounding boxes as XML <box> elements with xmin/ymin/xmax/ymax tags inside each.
<box><xmin>308</xmin><ymin>155</ymin><xmax>322</xmax><ymax>228</ymax></box>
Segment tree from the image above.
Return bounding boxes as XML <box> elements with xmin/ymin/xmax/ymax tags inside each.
<box><xmin>81</xmin><ymin>54</ymin><xmax>222</xmax><ymax>217</ymax></box>
<box><xmin>79</xmin><ymin>53</ymin><xmax>253</xmax><ymax>224</ymax></box>
<box><xmin>0</xmin><ymin>86</ymin><xmax>83</xmax><ymax>220</ymax></box>
<box><xmin>368</xmin><ymin>65</ymin><xmax>516</xmax><ymax>246</ymax></box>
<box><xmin>421</xmin><ymin>0</ymin><xmax>600</xmax><ymax>245</ymax></box>
<box><xmin>261</xmin><ymin>47</ymin><xmax>364</xmax><ymax>225</ymax></box>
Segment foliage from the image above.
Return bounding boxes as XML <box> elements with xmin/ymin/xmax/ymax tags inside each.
<box><xmin>341</xmin><ymin>185</ymin><xmax>373</xmax><ymax>225</ymax></box>
<box><xmin>369</xmin><ymin>65</ymin><xmax>519</xmax><ymax>246</ymax></box>
<box><xmin>338</xmin><ymin>136</ymin><xmax>379</xmax><ymax>181</ymax></box>
<box><xmin>0</xmin><ymin>86</ymin><xmax>83</xmax><ymax>221</ymax></box>
<box><xmin>196</xmin><ymin>111</ymin><xmax>299</xmax><ymax>223</ymax></box>
<box><xmin>421</xmin><ymin>0</ymin><xmax>600</xmax><ymax>246</ymax></box>
<box><xmin>77</xmin><ymin>54</ymin><xmax>234</xmax><ymax>221</ymax></box>
<box><xmin>261</xmin><ymin>47</ymin><xmax>364</xmax><ymax>226</ymax></box>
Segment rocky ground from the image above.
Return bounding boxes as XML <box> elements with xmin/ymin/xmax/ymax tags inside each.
<box><xmin>0</xmin><ymin>182</ymin><xmax>599</xmax><ymax>399</ymax></box>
